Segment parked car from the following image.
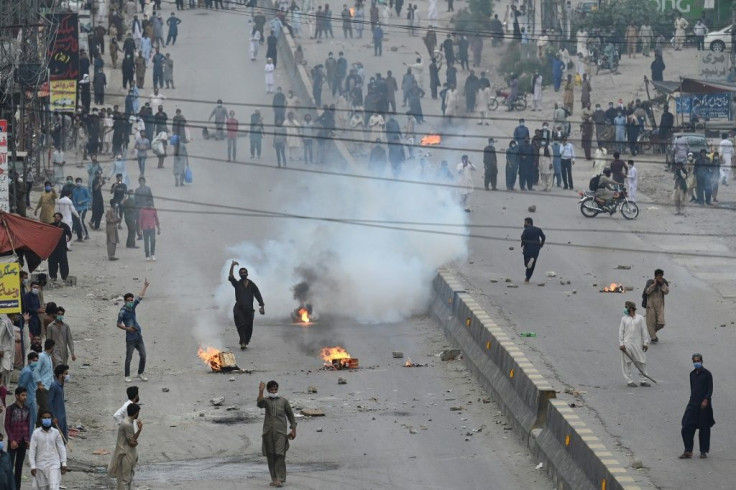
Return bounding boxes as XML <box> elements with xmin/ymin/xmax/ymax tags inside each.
<box><xmin>706</xmin><ymin>25</ymin><xmax>733</xmax><ymax>52</ymax></box>
<box><xmin>665</xmin><ymin>132</ymin><xmax>708</xmax><ymax>166</ymax></box>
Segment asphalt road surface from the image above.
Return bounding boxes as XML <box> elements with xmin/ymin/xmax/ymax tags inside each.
<box><xmin>58</xmin><ymin>4</ymin><xmax>551</xmax><ymax>489</ymax></box>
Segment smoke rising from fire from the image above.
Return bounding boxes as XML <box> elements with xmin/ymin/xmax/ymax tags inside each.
<box><xmin>215</xmin><ymin>167</ymin><xmax>468</xmax><ymax>323</ymax></box>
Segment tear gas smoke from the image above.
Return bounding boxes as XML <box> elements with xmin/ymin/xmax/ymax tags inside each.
<box><xmin>215</xmin><ymin>168</ymin><xmax>468</xmax><ymax>323</ymax></box>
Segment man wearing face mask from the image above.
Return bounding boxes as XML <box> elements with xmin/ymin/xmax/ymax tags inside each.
<box><xmin>47</xmin><ymin>365</ymin><xmax>69</xmax><ymax>441</ymax></box>
<box><xmin>28</xmin><ymin>408</ymin><xmax>67</xmax><ymax>489</ymax></box>
<box><xmin>46</xmin><ymin>307</ymin><xmax>76</xmax><ymax>368</ymax></box>
<box><xmin>0</xmin><ymin>315</ymin><xmax>14</xmax><ymax>389</ymax></box>
<box><xmin>23</xmin><ymin>284</ymin><xmax>44</xmax><ymax>343</ymax></box>
<box><xmin>679</xmin><ymin>353</ymin><xmax>714</xmax><ymax>459</ymax></box>
<box><xmin>257</xmin><ymin>380</ymin><xmax>297</xmax><ymax>488</ymax></box>
<box><xmin>117</xmin><ymin>280</ymin><xmax>150</xmax><ymax>383</ymax></box>
<box><xmin>618</xmin><ymin>301</ymin><xmax>650</xmax><ymax>388</ymax></box>
<box><xmin>228</xmin><ymin>262</ymin><xmax>265</xmax><ymax>351</ymax></box>
<box><xmin>18</xmin><ymin>352</ymin><xmax>39</xmax><ymax>438</ymax></box>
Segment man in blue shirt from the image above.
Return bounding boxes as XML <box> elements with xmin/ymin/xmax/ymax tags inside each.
<box><xmin>18</xmin><ymin>352</ymin><xmax>40</xmax><ymax>436</ymax></box>
<box><xmin>47</xmin><ymin>364</ymin><xmax>69</xmax><ymax>441</ymax></box>
<box><xmin>36</xmin><ymin>340</ymin><xmax>55</xmax><ymax>419</ymax></box>
<box><xmin>117</xmin><ymin>279</ymin><xmax>150</xmax><ymax>383</ymax></box>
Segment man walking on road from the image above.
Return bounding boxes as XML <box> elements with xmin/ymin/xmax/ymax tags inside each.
<box><xmin>29</xmin><ymin>408</ymin><xmax>67</xmax><ymax>490</ymax></box>
<box><xmin>228</xmin><ymin>262</ymin><xmax>265</xmax><ymax>351</ymax></box>
<box><xmin>257</xmin><ymin>380</ymin><xmax>297</xmax><ymax>488</ymax></box>
<box><xmin>117</xmin><ymin>280</ymin><xmax>150</xmax><ymax>383</ymax></box>
<box><xmin>619</xmin><ymin>301</ymin><xmax>650</xmax><ymax>387</ymax></box>
<box><xmin>644</xmin><ymin>269</ymin><xmax>668</xmax><ymax>343</ymax></box>
<box><xmin>108</xmin><ymin>403</ymin><xmax>143</xmax><ymax>489</ymax></box>
<box><xmin>483</xmin><ymin>138</ymin><xmax>497</xmax><ymax>190</ymax></box>
<box><xmin>520</xmin><ymin>217</ymin><xmax>545</xmax><ymax>283</ymax></box>
<box><xmin>679</xmin><ymin>353</ymin><xmax>714</xmax><ymax>459</ymax></box>
<box><xmin>5</xmin><ymin>386</ymin><xmax>31</xmax><ymax>490</ymax></box>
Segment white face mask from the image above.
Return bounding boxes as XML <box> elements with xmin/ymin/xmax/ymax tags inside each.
<box><xmin>267</xmin><ymin>392</ymin><xmax>279</xmax><ymax>399</ymax></box>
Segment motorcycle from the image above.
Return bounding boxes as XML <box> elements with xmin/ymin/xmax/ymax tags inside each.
<box><xmin>488</xmin><ymin>90</ymin><xmax>527</xmax><ymax>111</ymax></box>
<box><xmin>591</xmin><ymin>46</ymin><xmax>619</xmax><ymax>74</ymax></box>
<box><xmin>578</xmin><ymin>186</ymin><xmax>639</xmax><ymax>219</ymax></box>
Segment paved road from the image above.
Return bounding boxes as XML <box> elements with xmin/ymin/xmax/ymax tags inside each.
<box><xmin>62</xmin><ymin>3</ymin><xmax>552</xmax><ymax>489</ymax></box>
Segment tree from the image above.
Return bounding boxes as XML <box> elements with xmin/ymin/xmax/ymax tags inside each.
<box><xmin>451</xmin><ymin>0</ymin><xmax>496</xmax><ymax>34</ymax></box>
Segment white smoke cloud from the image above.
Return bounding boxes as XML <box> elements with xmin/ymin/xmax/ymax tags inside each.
<box><xmin>214</xmin><ymin>165</ymin><xmax>469</xmax><ymax>324</ymax></box>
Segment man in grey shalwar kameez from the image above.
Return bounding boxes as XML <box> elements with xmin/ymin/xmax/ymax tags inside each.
<box><xmin>257</xmin><ymin>380</ymin><xmax>297</xmax><ymax>487</ymax></box>
<box><xmin>619</xmin><ymin>301</ymin><xmax>651</xmax><ymax>387</ymax></box>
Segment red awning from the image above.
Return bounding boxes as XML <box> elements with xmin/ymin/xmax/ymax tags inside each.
<box><xmin>0</xmin><ymin>212</ymin><xmax>63</xmax><ymax>272</ymax></box>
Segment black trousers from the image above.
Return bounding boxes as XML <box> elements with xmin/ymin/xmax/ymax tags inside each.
<box><xmin>125</xmin><ymin>219</ymin><xmax>137</xmax><ymax>247</ymax></box>
<box><xmin>561</xmin><ymin>158</ymin><xmax>573</xmax><ymax>188</ymax></box>
<box><xmin>233</xmin><ymin>305</ymin><xmax>255</xmax><ymax>345</ymax></box>
<box><xmin>524</xmin><ymin>252</ymin><xmax>539</xmax><ymax>281</ymax></box>
<box><xmin>682</xmin><ymin>424</ymin><xmax>710</xmax><ymax>453</ymax></box>
<box><xmin>48</xmin><ymin>249</ymin><xmax>69</xmax><ymax>280</ymax></box>
<box><xmin>484</xmin><ymin>169</ymin><xmax>497</xmax><ymax>190</ymax></box>
<box><xmin>9</xmin><ymin>441</ymin><xmax>27</xmax><ymax>489</ymax></box>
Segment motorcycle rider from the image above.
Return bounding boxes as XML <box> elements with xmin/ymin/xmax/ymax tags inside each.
<box><xmin>594</xmin><ymin>168</ymin><xmax>619</xmax><ymax>212</ymax></box>
<box><xmin>603</xmin><ymin>42</ymin><xmax>618</xmax><ymax>73</ymax></box>
<box><xmin>208</xmin><ymin>99</ymin><xmax>228</xmax><ymax>140</ymax></box>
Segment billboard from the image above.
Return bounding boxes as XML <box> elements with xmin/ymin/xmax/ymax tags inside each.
<box><xmin>47</xmin><ymin>13</ymin><xmax>80</xmax><ymax>81</ymax></box>
<box><xmin>0</xmin><ymin>263</ymin><xmax>22</xmax><ymax>314</ymax></box>
<box><xmin>675</xmin><ymin>93</ymin><xmax>732</xmax><ymax>120</ymax></box>
<box><xmin>50</xmin><ymin>80</ymin><xmax>78</xmax><ymax>113</ymax></box>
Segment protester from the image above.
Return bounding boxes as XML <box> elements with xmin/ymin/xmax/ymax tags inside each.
<box><xmin>456</xmin><ymin>155</ymin><xmax>476</xmax><ymax>212</ymax></box>
<box><xmin>228</xmin><ymin>262</ymin><xmax>265</xmax><ymax>351</ymax></box>
<box><xmin>18</xmin><ymin>352</ymin><xmax>38</xmax><ymax>438</ymax></box>
<box><xmin>46</xmin><ymin>307</ymin><xmax>75</xmax><ymax>367</ymax></box>
<box><xmin>48</xmin><ymin>213</ymin><xmax>72</xmax><ymax>284</ymax></box>
<box><xmin>47</xmin><ymin>364</ymin><xmax>69</xmax><ymax>440</ymax></box>
<box><xmin>29</xmin><ymin>408</ymin><xmax>68</xmax><ymax>489</ymax></box>
<box><xmin>643</xmin><ymin>269</ymin><xmax>669</xmax><ymax>344</ymax></box>
<box><xmin>520</xmin><ymin>217</ymin><xmax>545</xmax><ymax>283</ymax></box>
<box><xmin>257</xmin><ymin>380</ymin><xmax>297</xmax><ymax>488</ymax></box>
<box><xmin>138</xmin><ymin>204</ymin><xmax>161</xmax><ymax>261</ymax></box>
<box><xmin>116</xmin><ymin>280</ymin><xmax>150</xmax><ymax>383</ymax></box>
<box><xmin>619</xmin><ymin>301</ymin><xmax>650</xmax><ymax>387</ymax></box>
<box><xmin>679</xmin><ymin>353</ymin><xmax>714</xmax><ymax>459</ymax></box>
<box><xmin>108</xmin><ymin>403</ymin><xmax>143</xmax><ymax>489</ymax></box>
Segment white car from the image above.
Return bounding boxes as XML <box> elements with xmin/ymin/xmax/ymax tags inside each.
<box><xmin>706</xmin><ymin>25</ymin><xmax>733</xmax><ymax>52</ymax></box>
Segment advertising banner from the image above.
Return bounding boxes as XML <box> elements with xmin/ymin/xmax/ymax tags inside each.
<box><xmin>675</xmin><ymin>93</ymin><xmax>731</xmax><ymax>119</ymax></box>
<box><xmin>0</xmin><ymin>120</ymin><xmax>7</xmax><ymax>212</ymax></box>
<box><xmin>0</xmin><ymin>263</ymin><xmax>22</xmax><ymax>314</ymax></box>
<box><xmin>47</xmin><ymin>13</ymin><xmax>80</xmax><ymax>81</ymax></box>
<box><xmin>50</xmin><ymin>79</ymin><xmax>78</xmax><ymax>113</ymax></box>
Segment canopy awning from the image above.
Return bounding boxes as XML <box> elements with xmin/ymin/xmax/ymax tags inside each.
<box><xmin>0</xmin><ymin>211</ymin><xmax>63</xmax><ymax>272</ymax></box>
<box><xmin>652</xmin><ymin>78</ymin><xmax>736</xmax><ymax>95</ymax></box>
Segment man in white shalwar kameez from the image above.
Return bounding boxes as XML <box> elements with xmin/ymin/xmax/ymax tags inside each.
<box><xmin>456</xmin><ymin>154</ymin><xmax>477</xmax><ymax>212</ymax></box>
<box><xmin>619</xmin><ymin>301</ymin><xmax>651</xmax><ymax>388</ymax></box>
<box><xmin>29</xmin><ymin>409</ymin><xmax>67</xmax><ymax>490</ymax></box>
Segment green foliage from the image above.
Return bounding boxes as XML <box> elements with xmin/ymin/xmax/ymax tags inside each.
<box><xmin>451</xmin><ymin>0</ymin><xmax>495</xmax><ymax>34</ymax></box>
<box><xmin>573</xmin><ymin>0</ymin><xmax>675</xmax><ymax>39</ymax></box>
<box><xmin>496</xmin><ymin>42</ymin><xmax>553</xmax><ymax>92</ymax></box>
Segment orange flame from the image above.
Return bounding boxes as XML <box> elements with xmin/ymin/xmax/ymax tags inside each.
<box><xmin>603</xmin><ymin>283</ymin><xmax>624</xmax><ymax>292</ymax></box>
<box><xmin>320</xmin><ymin>346</ymin><xmax>351</xmax><ymax>362</ymax></box>
<box><xmin>198</xmin><ymin>346</ymin><xmax>224</xmax><ymax>371</ymax></box>
<box><xmin>405</xmin><ymin>359</ymin><xmax>414</xmax><ymax>367</ymax></box>
<box><xmin>420</xmin><ymin>134</ymin><xmax>442</xmax><ymax>146</ymax></box>
<box><xmin>297</xmin><ymin>307</ymin><xmax>310</xmax><ymax>323</ymax></box>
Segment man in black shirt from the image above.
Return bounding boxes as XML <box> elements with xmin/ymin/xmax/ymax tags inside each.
<box><xmin>228</xmin><ymin>261</ymin><xmax>265</xmax><ymax>350</ymax></box>
<box><xmin>49</xmin><ymin>213</ymin><xmax>73</xmax><ymax>283</ymax></box>
<box><xmin>521</xmin><ymin>217</ymin><xmax>546</xmax><ymax>283</ymax></box>
<box><xmin>679</xmin><ymin>353</ymin><xmax>715</xmax><ymax>459</ymax></box>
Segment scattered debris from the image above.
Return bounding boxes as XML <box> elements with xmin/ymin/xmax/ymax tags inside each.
<box><xmin>450</xmin><ymin>406</ymin><xmax>463</xmax><ymax>411</ymax></box>
<box><xmin>528</xmin><ymin>205</ymin><xmax>536</xmax><ymax>212</ymax></box>
<box><xmin>545</xmin><ymin>271</ymin><xmax>556</xmax><ymax>277</ymax></box>
<box><xmin>537</xmin><ymin>283</ymin><xmax>545</xmax><ymax>287</ymax></box>
<box><xmin>616</xmin><ymin>265</ymin><xmax>632</xmax><ymax>270</ymax></box>
<box><xmin>440</xmin><ymin>349</ymin><xmax>462</xmax><ymax>361</ymax></box>
<box><xmin>490</xmin><ymin>279</ymin><xmax>498</xmax><ymax>283</ymax></box>
<box><xmin>508</xmin><ymin>247</ymin><xmax>514</xmax><ymax>250</ymax></box>
<box><xmin>338</xmin><ymin>377</ymin><xmax>347</xmax><ymax>385</ymax></box>
<box><xmin>404</xmin><ymin>359</ymin><xmax>426</xmax><ymax>367</ymax></box>
<box><xmin>307</xmin><ymin>386</ymin><xmax>318</xmax><ymax>394</ymax></box>
<box><xmin>226</xmin><ymin>406</ymin><xmax>238</xmax><ymax>411</ymax></box>
<box><xmin>572</xmin><ymin>290</ymin><xmax>577</xmax><ymax>294</ymax></box>
<box><xmin>229</xmin><ymin>377</ymin><xmax>236</xmax><ymax>381</ymax></box>
<box><xmin>631</xmin><ymin>460</ymin><xmax>644</xmax><ymax>469</ymax></box>
<box><xmin>316</xmin><ymin>428</ymin><xmax>323</xmax><ymax>432</ymax></box>
<box><xmin>92</xmin><ymin>449</ymin><xmax>111</xmax><ymax>455</ymax></box>
<box><xmin>504</xmin><ymin>278</ymin><xmax>512</xmax><ymax>282</ymax></box>
<box><xmin>535</xmin><ymin>462</ymin><xmax>544</xmax><ymax>470</ymax></box>
<box><xmin>507</xmin><ymin>284</ymin><xmax>519</xmax><ymax>288</ymax></box>
<box><xmin>481</xmin><ymin>398</ymin><xmax>490</xmax><ymax>404</ymax></box>
<box><xmin>392</xmin><ymin>352</ymin><xmax>404</xmax><ymax>358</ymax></box>
<box><xmin>210</xmin><ymin>396</ymin><xmax>225</xmax><ymax>406</ymax></box>
<box><xmin>409</xmin><ymin>428</ymin><xmax>417</xmax><ymax>434</ymax></box>
<box><xmin>161</xmin><ymin>387</ymin><xmax>170</xmax><ymax>393</ymax></box>
<box><xmin>300</xmin><ymin>408</ymin><xmax>325</xmax><ymax>417</ymax></box>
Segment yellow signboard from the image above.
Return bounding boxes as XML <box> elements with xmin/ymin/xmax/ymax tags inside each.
<box><xmin>0</xmin><ymin>262</ymin><xmax>22</xmax><ymax>314</ymax></box>
<box><xmin>50</xmin><ymin>79</ymin><xmax>77</xmax><ymax>113</ymax></box>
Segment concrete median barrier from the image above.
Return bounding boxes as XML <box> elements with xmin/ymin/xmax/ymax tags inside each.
<box><xmin>432</xmin><ymin>268</ymin><xmax>642</xmax><ymax>490</ymax></box>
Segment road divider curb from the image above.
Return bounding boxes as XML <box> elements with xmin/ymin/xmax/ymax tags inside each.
<box><xmin>432</xmin><ymin>269</ymin><xmax>641</xmax><ymax>490</ymax></box>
